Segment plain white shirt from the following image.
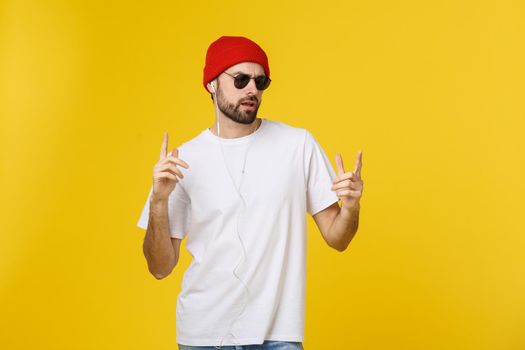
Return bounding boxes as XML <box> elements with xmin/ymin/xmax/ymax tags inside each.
<box><xmin>137</xmin><ymin>118</ymin><xmax>339</xmax><ymax>346</ymax></box>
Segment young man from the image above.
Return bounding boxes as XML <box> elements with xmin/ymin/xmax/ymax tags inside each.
<box><xmin>137</xmin><ymin>35</ymin><xmax>364</xmax><ymax>350</ymax></box>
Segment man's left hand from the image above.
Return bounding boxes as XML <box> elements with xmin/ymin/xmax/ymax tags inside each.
<box><xmin>331</xmin><ymin>150</ymin><xmax>364</xmax><ymax>211</ymax></box>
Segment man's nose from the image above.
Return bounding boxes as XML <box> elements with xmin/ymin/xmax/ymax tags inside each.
<box><xmin>244</xmin><ymin>77</ymin><xmax>258</xmax><ymax>94</ymax></box>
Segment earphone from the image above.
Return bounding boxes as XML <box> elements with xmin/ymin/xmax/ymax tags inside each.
<box><xmin>208</xmin><ymin>79</ymin><xmax>255</xmax><ymax>349</ymax></box>
<box><xmin>209</xmin><ymin>81</ymin><xmax>222</xmax><ymax>137</ymax></box>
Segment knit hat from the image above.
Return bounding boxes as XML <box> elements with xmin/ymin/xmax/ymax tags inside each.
<box><xmin>203</xmin><ymin>35</ymin><xmax>270</xmax><ymax>93</ymax></box>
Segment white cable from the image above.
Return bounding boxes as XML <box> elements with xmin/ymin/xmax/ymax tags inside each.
<box><xmin>211</xmin><ymin>85</ymin><xmax>258</xmax><ymax>349</ymax></box>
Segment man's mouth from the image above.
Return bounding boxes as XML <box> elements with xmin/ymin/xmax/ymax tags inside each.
<box><xmin>240</xmin><ymin>101</ymin><xmax>256</xmax><ymax>109</ymax></box>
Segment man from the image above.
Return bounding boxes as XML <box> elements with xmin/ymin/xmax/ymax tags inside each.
<box><xmin>137</xmin><ymin>35</ymin><xmax>364</xmax><ymax>350</ymax></box>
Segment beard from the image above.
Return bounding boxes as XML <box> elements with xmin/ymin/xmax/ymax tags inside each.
<box><xmin>216</xmin><ymin>88</ymin><xmax>260</xmax><ymax>125</ymax></box>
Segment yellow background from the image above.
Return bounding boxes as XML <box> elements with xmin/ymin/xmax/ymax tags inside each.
<box><xmin>1</xmin><ymin>0</ymin><xmax>524</xmax><ymax>349</ymax></box>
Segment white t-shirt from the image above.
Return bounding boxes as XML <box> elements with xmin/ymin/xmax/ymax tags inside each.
<box><xmin>137</xmin><ymin>118</ymin><xmax>339</xmax><ymax>347</ymax></box>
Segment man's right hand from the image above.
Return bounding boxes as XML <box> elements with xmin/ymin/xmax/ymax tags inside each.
<box><xmin>152</xmin><ymin>131</ymin><xmax>190</xmax><ymax>202</ymax></box>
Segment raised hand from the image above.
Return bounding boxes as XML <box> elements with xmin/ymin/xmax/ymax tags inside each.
<box><xmin>152</xmin><ymin>131</ymin><xmax>190</xmax><ymax>202</ymax></box>
<box><xmin>331</xmin><ymin>150</ymin><xmax>363</xmax><ymax>210</ymax></box>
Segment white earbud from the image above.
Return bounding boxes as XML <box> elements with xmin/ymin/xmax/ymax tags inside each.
<box><xmin>209</xmin><ymin>80</ymin><xmax>219</xmax><ymax>137</ymax></box>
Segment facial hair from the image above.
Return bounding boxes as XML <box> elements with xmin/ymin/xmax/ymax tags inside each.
<box><xmin>216</xmin><ymin>87</ymin><xmax>260</xmax><ymax>125</ymax></box>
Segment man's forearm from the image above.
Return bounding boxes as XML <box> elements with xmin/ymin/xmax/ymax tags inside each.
<box><xmin>143</xmin><ymin>197</ymin><xmax>178</xmax><ymax>279</ymax></box>
<box><xmin>329</xmin><ymin>203</ymin><xmax>360</xmax><ymax>251</ymax></box>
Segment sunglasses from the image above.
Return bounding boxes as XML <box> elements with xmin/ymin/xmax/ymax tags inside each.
<box><xmin>221</xmin><ymin>71</ymin><xmax>271</xmax><ymax>90</ymax></box>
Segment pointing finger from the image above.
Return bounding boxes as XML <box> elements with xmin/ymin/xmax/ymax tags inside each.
<box><xmin>355</xmin><ymin>150</ymin><xmax>363</xmax><ymax>178</ymax></box>
<box><xmin>335</xmin><ymin>153</ymin><xmax>345</xmax><ymax>176</ymax></box>
<box><xmin>160</xmin><ymin>131</ymin><xmax>168</xmax><ymax>160</ymax></box>
<box><xmin>353</xmin><ymin>150</ymin><xmax>363</xmax><ymax>177</ymax></box>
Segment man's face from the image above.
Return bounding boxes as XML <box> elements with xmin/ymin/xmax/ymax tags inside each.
<box><xmin>213</xmin><ymin>62</ymin><xmax>266</xmax><ymax>125</ymax></box>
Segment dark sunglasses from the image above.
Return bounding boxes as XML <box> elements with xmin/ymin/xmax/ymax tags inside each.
<box><xmin>222</xmin><ymin>71</ymin><xmax>271</xmax><ymax>90</ymax></box>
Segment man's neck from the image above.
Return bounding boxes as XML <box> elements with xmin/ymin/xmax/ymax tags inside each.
<box><xmin>209</xmin><ymin>117</ymin><xmax>261</xmax><ymax>139</ymax></box>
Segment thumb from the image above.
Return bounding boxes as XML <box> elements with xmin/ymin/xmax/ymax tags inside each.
<box><xmin>171</xmin><ymin>147</ymin><xmax>179</xmax><ymax>158</ymax></box>
<box><xmin>335</xmin><ymin>153</ymin><xmax>345</xmax><ymax>176</ymax></box>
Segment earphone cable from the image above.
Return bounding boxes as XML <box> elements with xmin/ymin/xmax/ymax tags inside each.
<box><xmin>211</xmin><ymin>89</ymin><xmax>258</xmax><ymax>349</ymax></box>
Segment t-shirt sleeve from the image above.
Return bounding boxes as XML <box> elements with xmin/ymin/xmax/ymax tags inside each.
<box><xmin>303</xmin><ymin>129</ymin><xmax>340</xmax><ymax>216</ymax></box>
<box><xmin>136</xmin><ymin>182</ymin><xmax>191</xmax><ymax>239</ymax></box>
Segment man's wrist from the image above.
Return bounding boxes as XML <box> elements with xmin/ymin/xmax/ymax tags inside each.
<box><xmin>150</xmin><ymin>194</ymin><xmax>168</xmax><ymax>206</ymax></box>
<box><xmin>341</xmin><ymin>201</ymin><xmax>360</xmax><ymax>220</ymax></box>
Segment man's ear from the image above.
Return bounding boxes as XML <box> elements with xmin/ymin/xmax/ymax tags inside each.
<box><xmin>207</xmin><ymin>80</ymin><xmax>216</xmax><ymax>94</ymax></box>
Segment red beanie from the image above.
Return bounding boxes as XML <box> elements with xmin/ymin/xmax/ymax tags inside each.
<box><xmin>203</xmin><ymin>36</ymin><xmax>270</xmax><ymax>93</ymax></box>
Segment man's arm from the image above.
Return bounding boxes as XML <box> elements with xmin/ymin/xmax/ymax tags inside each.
<box><xmin>313</xmin><ymin>201</ymin><xmax>360</xmax><ymax>252</ymax></box>
<box><xmin>314</xmin><ymin>150</ymin><xmax>363</xmax><ymax>252</ymax></box>
<box><xmin>142</xmin><ymin>196</ymin><xmax>180</xmax><ymax>279</ymax></box>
